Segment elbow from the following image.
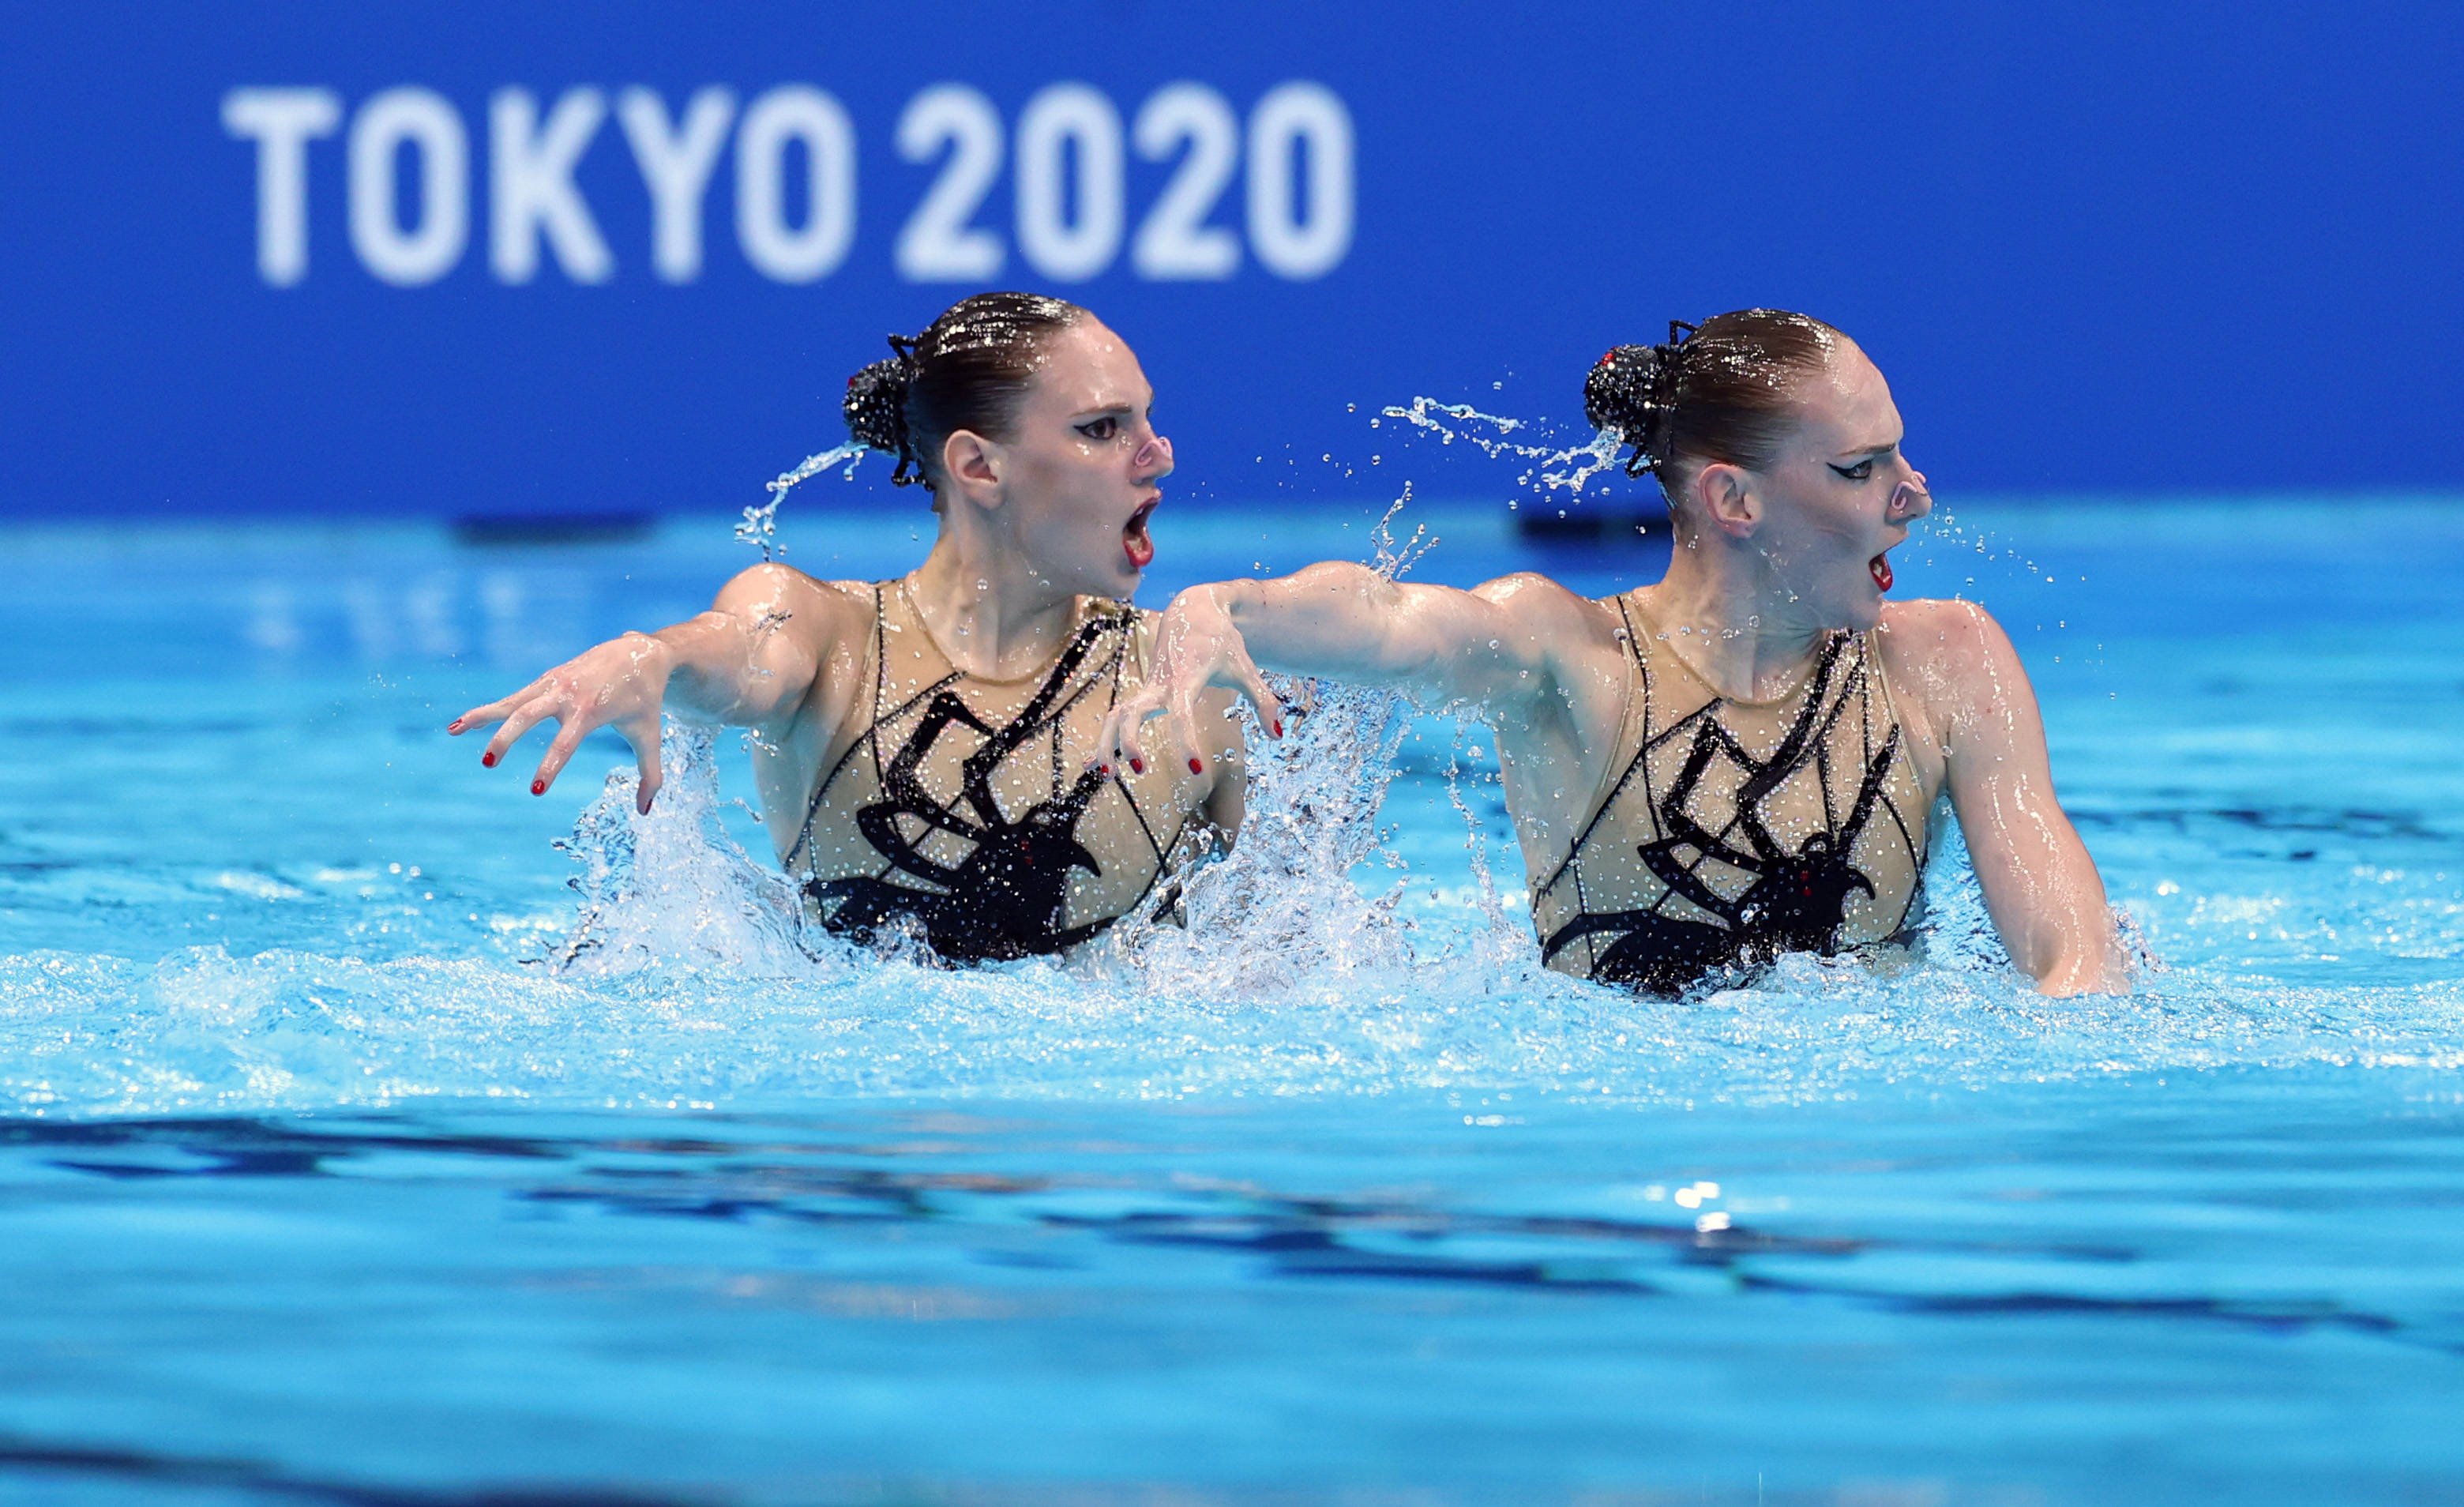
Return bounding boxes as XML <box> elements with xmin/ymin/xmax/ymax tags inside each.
<box><xmin>2023</xmin><ymin>926</ymin><xmax>2128</xmax><ymax>998</ymax></box>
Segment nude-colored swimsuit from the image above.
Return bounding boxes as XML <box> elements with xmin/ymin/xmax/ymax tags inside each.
<box><xmin>786</xmin><ymin>582</ymin><xmax>1200</xmax><ymax>964</ymax></box>
<box><xmin>1530</xmin><ymin>595</ymin><xmax>1930</xmax><ymax>994</ymax></box>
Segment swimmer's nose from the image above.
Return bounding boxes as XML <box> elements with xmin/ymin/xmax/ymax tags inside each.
<box><xmin>1889</xmin><ymin>472</ymin><xmax>1931</xmax><ymax>522</ymax></box>
<box><xmin>1133</xmin><ymin>433</ymin><xmax>1174</xmax><ymax>479</ymax></box>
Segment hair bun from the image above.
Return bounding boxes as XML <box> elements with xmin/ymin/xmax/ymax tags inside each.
<box><xmin>1584</xmin><ymin>342</ymin><xmax>1681</xmax><ymax>477</ymax></box>
<box><xmin>843</xmin><ymin>343</ymin><xmax>921</xmax><ymax>483</ymax></box>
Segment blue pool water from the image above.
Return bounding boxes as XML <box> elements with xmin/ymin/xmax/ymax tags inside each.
<box><xmin>2</xmin><ymin>492</ymin><xmax>2461</xmax><ymax>1503</ymax></box>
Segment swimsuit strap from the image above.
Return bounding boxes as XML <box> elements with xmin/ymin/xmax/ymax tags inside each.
<box><xmin>783</xmin><ymin>582</ymin><xmax>890</xmax><ymax>873</ymax></box>
<box><xmin>1533</xmin><ymin>592</ymin><xmax>1655</xmax><ymax>901</ymax></box>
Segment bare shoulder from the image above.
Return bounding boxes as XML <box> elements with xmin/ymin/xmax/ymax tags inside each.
<box><xmin>713</xmin><ymin>563</ymin><xmax>873</xmax><ymax>641</ymax></box>
<box><xmin>1472</xmin><ymin>569</ymin><xmax>1592</xmax><ymax>615</ymax></box>
<box><xmin>1466</xmin><ymin>572</ymin><xmax>1632</xmax><ymax>715</ymax></box>
<box><xmin>1471</xmin><ymin>571</ymin><xmax>1621</xmax><ymax>645</ymax></box>
<box><xmin>714</xmin><ymin>561</ymin><xmax>870</xmax><ymax>611</ymax></box>
<box><xmin>1877</xmin><ymin>598</ymin><xmax>2037</xmax><ymax>742</ymax></box>
<box><xmin>1877</xmin><ymin>597</ymin><xmax>2019</xmax><ymax>679</ymax></box>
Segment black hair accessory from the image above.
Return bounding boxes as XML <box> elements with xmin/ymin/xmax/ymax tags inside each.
<box><xmin>843</xmin><ymin>332</ymin><xmax>926</xmax><ymax>485</ymax></box>
<box><xmin>1583</xmin><ymin>318</ymin><xmax>1699</xmax><ymax>477</ymax></box>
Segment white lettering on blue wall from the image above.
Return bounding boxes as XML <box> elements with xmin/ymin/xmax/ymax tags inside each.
<box><xmin>223</xmin><ymin>81</ymin><xmax>1354</xmax><ymax>287</ymax></box>
<box><xmin>895</xmin><ymin>85</ymin><xmax>1006</xmax><ymax>281</ymax></box>
<box><xmin>1131</xmin><ymin>84</ymin><xmax>1241</xmax><ymax>280</ymax></box>
<box><xmin>1247</xmin><ymin>83</ymin><xmax>1354</xmax><ymax>280</ymax></box>
<box><xmin>616</xmin><ymin>87</ymin><xmax>736</xmax><ymax>284</ymax></box>
<box><xmin>1014</xmin><ymin>84</ymin><xmax>1125</xmax><ymax>283</ymax></box>
<box><xmin>490</xmin><ymin>88</ymin><xmax>614</xmax><ymax>284</ymax></box>
<box><xmin>734</xmin><ymin>87</ymin><xmax>858</xmax><ymax>283</ymax></box>
<box><xmin>347</xmin><ymin>88</ymin><xmax>468</xmax><ymax>287</ymax></box>
<box><xmin>222</xmin><ymin>88</ymin><xmax>342</xmax><ymax>286</ymax></box>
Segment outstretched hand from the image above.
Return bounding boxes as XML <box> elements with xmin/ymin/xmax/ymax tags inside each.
<box><xmin>1091</xmin><ymin>585</ymin><xmax>1286</xmax><ymax>780</ymax></box>
<box><xmin>449</xmin><ymin>632</ymin><xmax>674</xmax><ymax>814</ymax></box>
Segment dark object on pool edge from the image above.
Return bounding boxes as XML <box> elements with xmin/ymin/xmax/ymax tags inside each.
<box><xmin>1516</xmin><ymin>505</ymin><xmax>1666</xmax><ymax>544</ymax></box>
<box><xmin>452</xmin><ymin>512</ymin><xmax>654</xmax><ymax>547</ymax></box>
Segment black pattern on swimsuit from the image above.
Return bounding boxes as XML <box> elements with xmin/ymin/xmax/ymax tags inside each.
<box><xmin>1539</xmin><ymin>627</ymin><xmax>1917</xmax><ymax>994</ymax></box>
<box><xmin>796</xmin><ymin>596</ymin><xmax>1170</xmax><ymax>964</ymax></box>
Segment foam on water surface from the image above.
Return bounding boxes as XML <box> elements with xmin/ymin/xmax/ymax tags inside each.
<box><xmin>4</xmin><ymin>687</ymin><xmax>2457</xmax><ymax>1120</ymax></box>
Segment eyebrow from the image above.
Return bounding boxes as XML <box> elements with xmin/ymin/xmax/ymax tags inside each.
<box><xmin>1837</xmin><ymin>438</ymin><xmax>1902</xmax><ymax>460</ymax></box>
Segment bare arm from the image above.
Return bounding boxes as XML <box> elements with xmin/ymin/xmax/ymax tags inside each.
<box><xmin>449</xmin><ymin>563</ymin><xmax>851</xmax><ymax>813</ymax></box>
<box><xmin>1901</xmin><ymin>600</ymin><xmax>2127</xmax><ymax>995</ymax></box>
<box><xmin>1211</xmin><ymin>562</ymin><xmax>1561</xmax><ymax>701</ymax></box>
<box><xmin>1093</xmin><ymin>562</ymin><xmax>1580</xmax><ymax>775</ymax></box>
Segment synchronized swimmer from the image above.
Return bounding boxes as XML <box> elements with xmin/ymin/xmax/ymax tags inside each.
<box><xmin>1102</xmin><ymin>310</ymin><xmax>2124</xmax><ymax>995</ymax></box>
<box><xmin>453</xmin><ymin>292</ymin><xmax>1243</xmax><ymax>964</ymax></box>
<box><xmin>457</xmin><ymin>297</ymin><xmax>2123</xmax><ymax>997</ymax></box>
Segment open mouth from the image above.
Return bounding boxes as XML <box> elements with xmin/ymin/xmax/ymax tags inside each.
<box><xmin>1124</xmin><ymin>500</ymin><xmax>1157</xmax><ymax>570</ymax></box>
<box><xmin>1869</xmin><ymin>552</ymin><xmax>1894</xmax><ymax>592</ymax></box>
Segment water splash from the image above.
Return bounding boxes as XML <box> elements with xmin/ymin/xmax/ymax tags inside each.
<box><xmin>9</xmin><ymin>804</ymin><xmax>2461</xmax><ymax>1118</ymax></box>
<box><xmin>549</xmin><ymin>722</ymin><xmax>840</xmax><ymax>980</ymax></box>
<box><xmin>1374</xmin><ymin>398</ymin><xmax>2067</xmax><ymax>593</ymax></box>
<box><xmin>1377</xmin><ymin>399</ymin><xmax>1628</xmax><ymax>501</ymax></box>
<box><xmin>1915</xmin><ymin>505</ymin><xmax>2067</xmax><ymax>592</ymax></box>
<box><xmin>737</xmin><ymin>442</ymin><xmax>870</xmax><ymax>559</ymax></box>
<box><xmin>9</xmin><ymin>491</ymin><xmax>2461</xmax><ymax>1118</ymax></box>
<box><xmin>1099</xmin><ymin>677</ymin><xmax>1420</xmax><ymax>998</ymax></box>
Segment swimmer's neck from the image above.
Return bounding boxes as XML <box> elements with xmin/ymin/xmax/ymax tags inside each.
<box><xmin>1639</xmin><ymin>523</ymin><xmax>1838</xmax><ymax>702</ymax></box>
<box><xmin>906</xmin><ymin>507</ymin><xmax>1089</xmax><ymax>679</ymax></box>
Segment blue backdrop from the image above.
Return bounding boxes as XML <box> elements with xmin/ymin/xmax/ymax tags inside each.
<box><xmin>2</xmin><ymin>2</ymin><xmax>2458</xmax><ymax>520</ymax></box>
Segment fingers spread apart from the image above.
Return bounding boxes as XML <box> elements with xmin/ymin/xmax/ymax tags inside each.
<box><xmin>448</xmin><ymin>678</ymin><xmax>547</xmax><ymax>738</ymax></box>
<box><xmin>480</xmin><ymin>693</ymin><xmax>564</xmax><ymax>772</ymax></box>
<box><xmin>1091</xmin><ymin>687</ymin><xmax>1170</xmax><ymax>780</ymax></box>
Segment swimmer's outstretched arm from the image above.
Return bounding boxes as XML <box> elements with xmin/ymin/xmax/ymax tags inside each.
<box><xmin>1092</xmin><ymin>562</ymin><xmax>1579</xmax><ymax>774</ymax></box>
<box><xmin>449</xmin><ymin>563</ymin><xmax>852</xmax><ymax>814</ymax></box>
<box><xmin>1891</xmin><ymin>599</ymin><xmax>2129</xmax><ymax>996</ymax></box>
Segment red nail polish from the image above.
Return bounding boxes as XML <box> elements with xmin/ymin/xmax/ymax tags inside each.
<box><xmin>1271</xmin><ymin>720</ymin><xmax>1283</xmax><ymax>737</ymax></box>
<box><xmin>481</xmin><ymin>753</ymin><xmax>497</xmax><ymax>768</ymax></box>
<box><xmin>530</xmin><ymin>780</ymin><xmax>545</xmax><ymax>795</ymax></box>
<box><xmin>1189</xmin><ymin>757</ymin><xmax>1204</xmax><ymax>774</ymax></box>
<box><xmin>1129</xmin><ymin>757</ymin><xmax>1144</xmax><ymax>774</ymax></box>
<box><xmin>1098</xmin><ymin>764</ymin><xmax>1111</xmax><ymax>776</ymax></box>
<box><xmin>447</xmin><ymin>720</ymin><xmax>464</xmax><ymax>734</ymax></box>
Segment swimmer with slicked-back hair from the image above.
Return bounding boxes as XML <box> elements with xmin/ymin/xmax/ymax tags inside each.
<box><xmin>453</xmin><ymin>293</ymin><xmax>1244</xmax><ymax>965</ymax></box>
<box><xmin>1098</xmin><ymin>310</ymin><xmax>2127</xmax><ymax>996</ymax></box>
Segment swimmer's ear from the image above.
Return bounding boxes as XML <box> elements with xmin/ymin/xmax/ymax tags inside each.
<box><xmin>941</xmin><ymin>429</ymin><xmax>1005</xmax><ymax>509</ymax></box>
<box><xmin>1692</xmin><ymin>462</ymin><xmax>1760</xmax><ymax>539</ymax></box>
